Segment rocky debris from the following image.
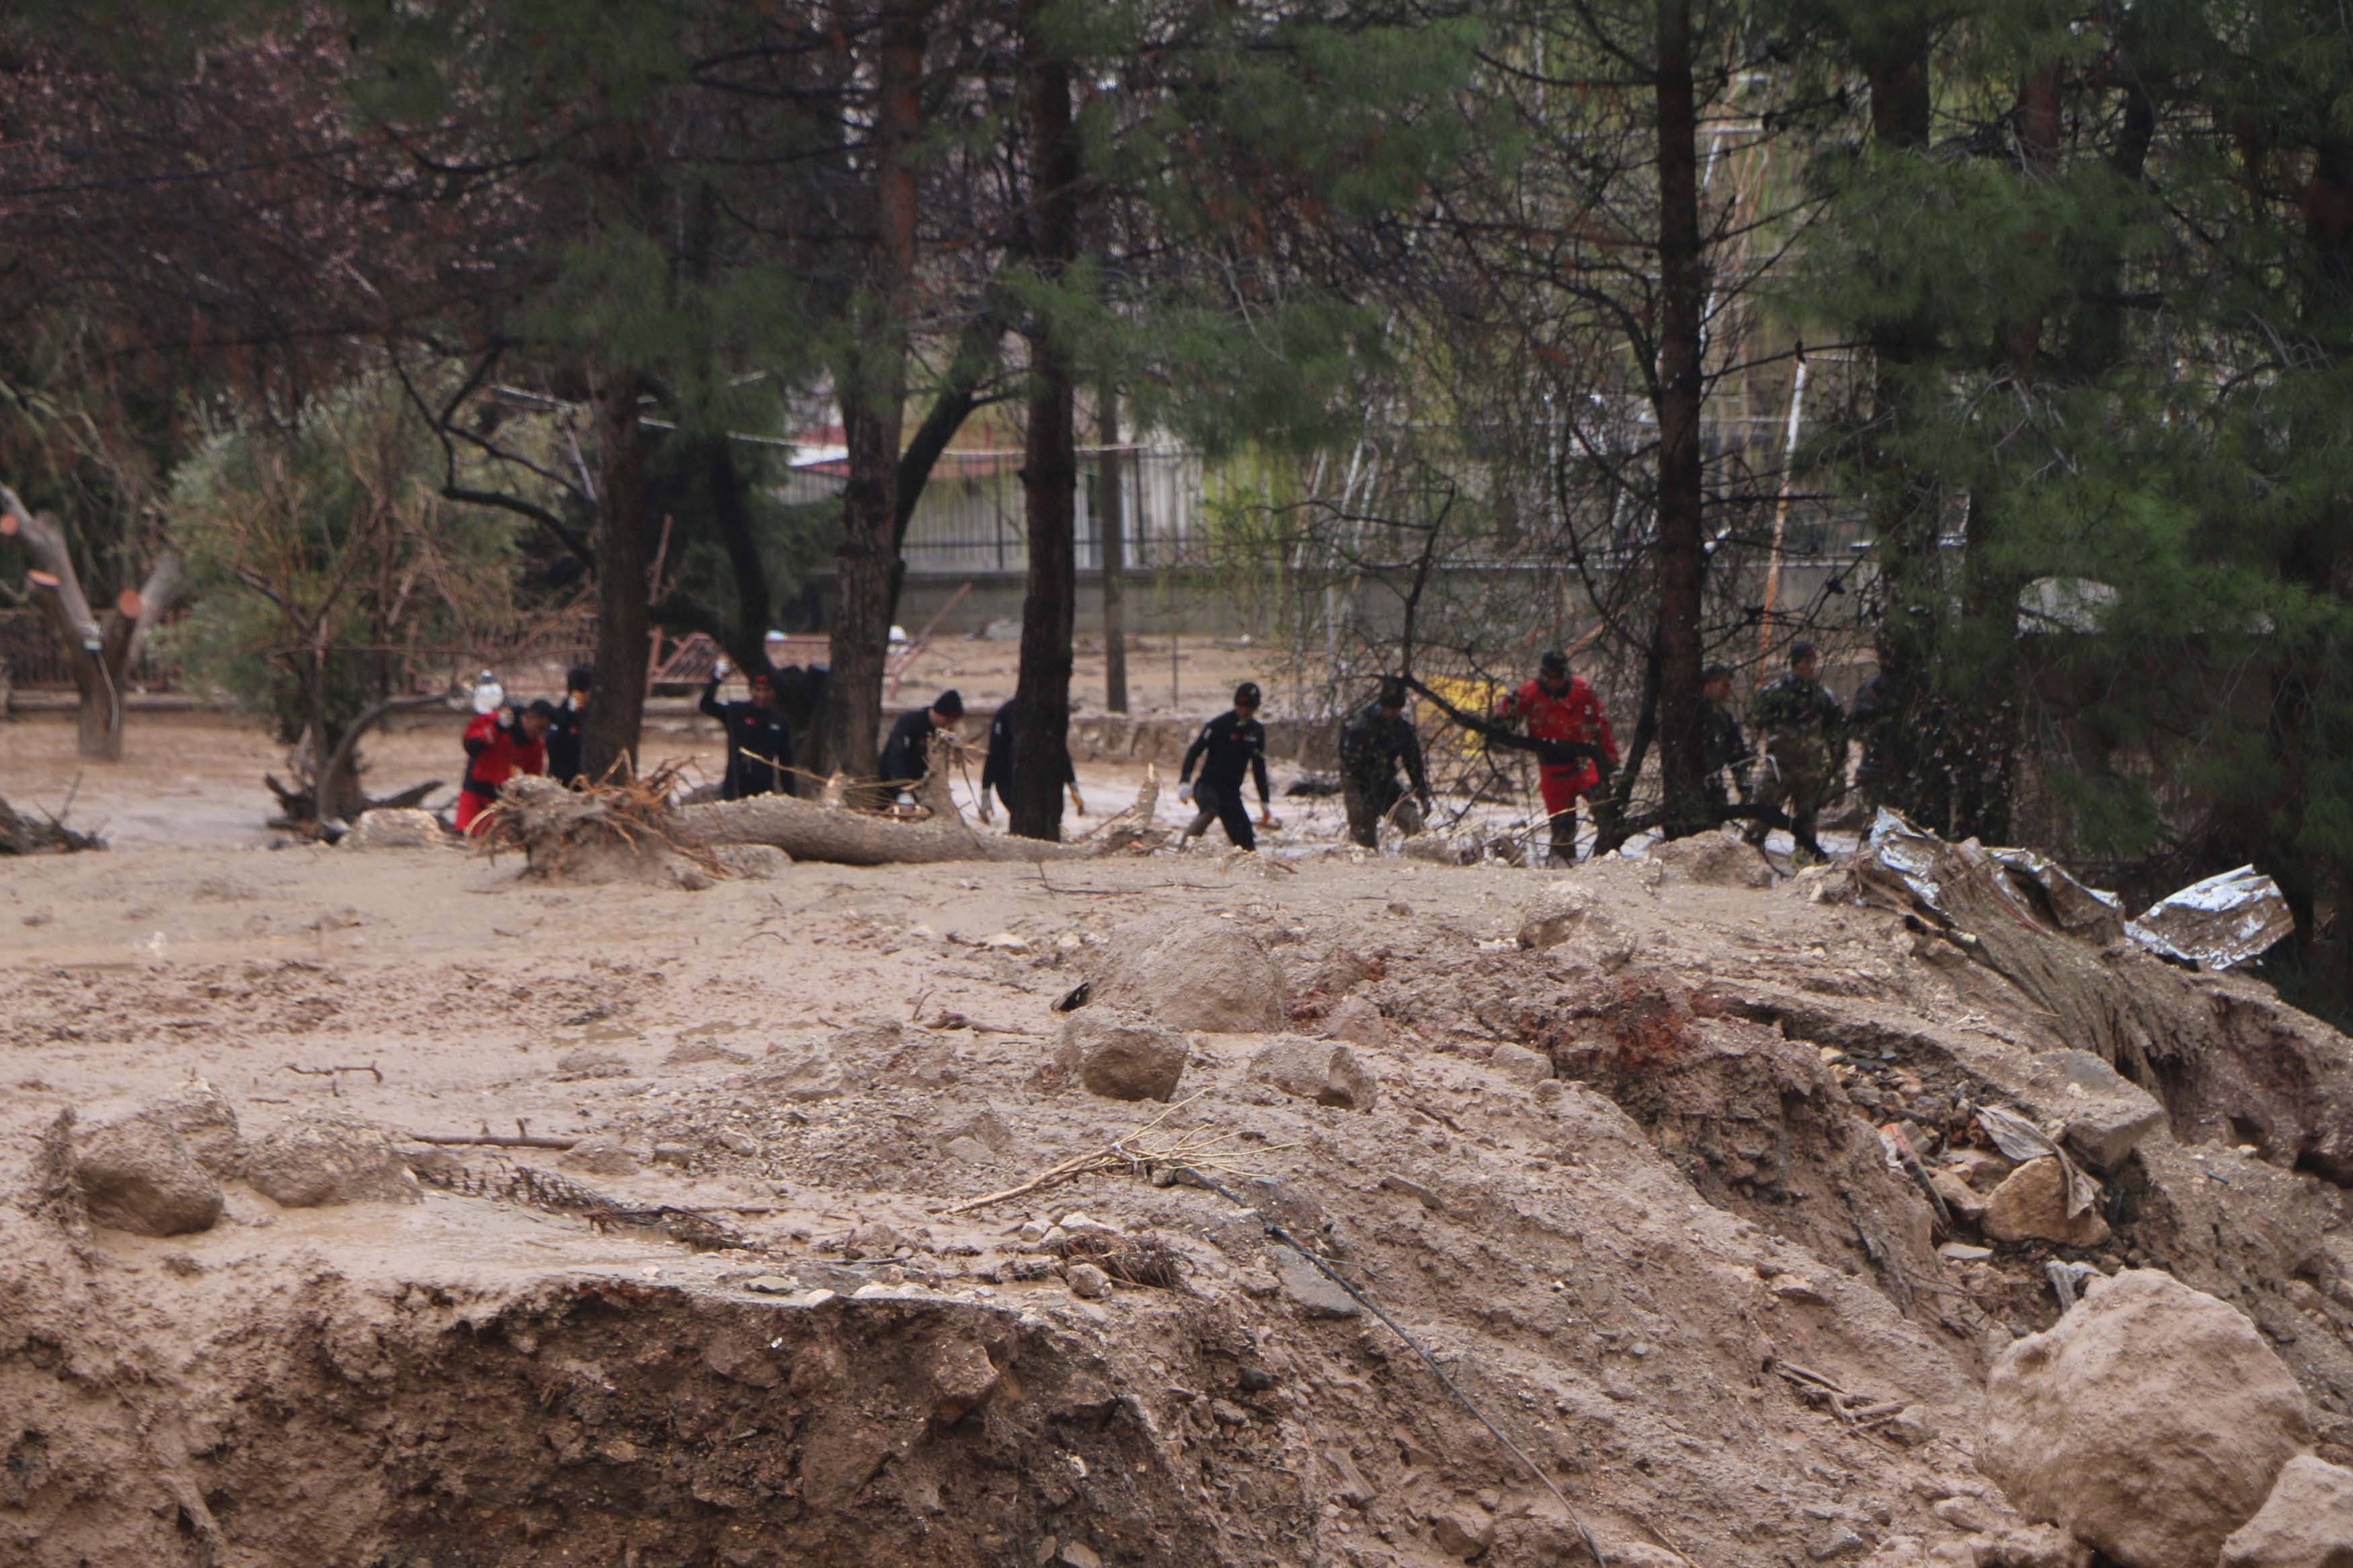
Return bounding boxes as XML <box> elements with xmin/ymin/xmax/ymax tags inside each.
<box><xmin>1269</xmin><ymin>1245</ymin><xmax>1360</xmax><ymax>1317</ymax></box>
<box><xmin>1981</xmin><ymin>1157</ymin><xmax>2111</xmax><ymax>1246</ymax></box>
<box><xmin>1089</xmin><ymin>917</ymin><xmax>1289</xmax><ymax>1032</ymax></box>
<box><xmin>553</xmin><ymin>1047</ymin><xmax>633</xmax><ymax>1081</ymax></box>
<box><xmin>1487</xmin><ymin>1040</ymin><xmax>1552</xmax><ymax>1085</ymax></box>
<box><xmin>711</xmin><ymin>843</ymin><xmax>788</xmax><ymax>878</ymax></box>
<box><xmin>244</xmin><ymin>1114</ymin><xmax>424</xmax><ymax>1208</ymax></box>
<box><xmin>1324</xmin><ymin>993</ymin><xmax>1390</xmax><ymax>1048</ymax></box>
<box><xmin>340</xmin><ymin>808</ymin><xmax>446</xmax><ymax>850</ymax></box>
<box><xmin>1430</xmin><ymin>1508</ymin><xmax>1495</xmax><ymax>1560</ymax></box>
<box><xmin>558</xmin><ymin>1136</ymin><xmax>643</xmax><ymax>1178</ymax></box>
<box><xmin>1066</xmin><ymin>1262</ymin><xmax>1113</xmax><ymax>1298</ymax></box>
<box><xmin>138</xmin><ymin>1079</ymin><xmax>244</xmax><ymax>1178</ymax></box>
<box><xmin>1248</xmin><ymin>1036</ymin><xmax>1378</xmax><ymax>1110</ymax></box>
<box><xmin>751</xmin><ymin>1050</ymin><xmax>852</xmax><ymax>1102</ymax></box>
<box><xmin>1514</xmin><ymin>884</ymin><xmax>1637</xmax><ymax>967</ymax></box>
<box><xmin>1981</xmin><ymin>1270</ymin><xmax>2315</xmax><ymax>1568</ymax></box>
<box><xmin>1929</xmin><ymin>1166</ymin><xmax>1989</xmax><ymax>1223</ymax></box>
<box><xmin>67</xmin><ymin>1109</ymin><xmax>223</xmax><ymax>1235</ymax></box>
<box><xmin>1650</xmin><ymin>828</ymin><xmax>1778</xmax><ymax>888</ymax></box>
<box><xmin>1971</xmin><ymin>1524</ymin><xmax>2096</xmax><ymax>1568</ymax></box>
<box><xmin>1054</xmin><ymin>1012</ymin><xmax>1189</xmax><ymax>1102</ymax></box>
<box><xmin>942</xmin><ymin>1106</ymin><xmax>1015</xmax><ymax>1155</ymax></box>
<box><xmin>926</xmin><ymin>1337</ymin><xmax>1002</xmax><ymax>1421</ymax></box>
<box><xmin>2023</xmin><ymin>1050</ymin><xmax>2165</xmax><ymax>1174</ymax></box>
<box><xmin>664</xmin><ymin>1038</ymin><xmax>753</xmax><ymax>1066</ymax></box>
<box><xmin>2219</xmin><ymin>1455</ymin><xmax>2353</xmax><ymax>1568</ymax></box>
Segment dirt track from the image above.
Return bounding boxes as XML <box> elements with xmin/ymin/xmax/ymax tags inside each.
<box><xmin>5</xmin><ymin>739</ymin><xmax>2352</xmax><ymax>1567</ymax></box>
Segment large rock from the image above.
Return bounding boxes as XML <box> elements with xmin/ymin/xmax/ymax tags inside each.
<box><xmin>342</xmin><ymin>808</ymin><xmax>445</xmax><ymax>849</ymax></box>
<box><xmin>142</xmin><ymin>1079</ymin><xmax>244</xmax><ymax>1177</ymax></box>
<box><xmin>1982</xmin><ymin>1157</ymin><xmax>2111</xmax><ymax>1246</ymax></box>
<box><xmin>1514</xmin><ymin>884</ymin><xmax>1637</xmax><ymax>968</ymax></box>
<box><xmin>1249</xmin><ymin>1036</ymin><xmax>1378</xmax><ymax>1110</ymax></box>
<box><xmin>2024</xmin><ymin>1050</ymin><xmax>2166</xmax><ymax>1174</ymax></box>
<box><xmin>245</xmin><ymin>1114</ymin><xmax>424</xmax><ymax>1207</ymax></box>
<box><xmin>1055</xmin><ymin>1012</ymin><xmax>1189</xmax><ymax>1102</ymax></box>
<box><xmin>70</xmin><ymin>1112</ymin><xmax>223</xmax><ymax>1236</ymax></box>
<box><xmin>2219</xmin><ymin>1456</ymin><xmax>2353</xmax><ymax>1568</ymax></box>
<box><xmin>1090</xmin><ymin>919</ymin><xmax>1289</xmax><ymax>1032</ymax></box>
<box><xmin>1981</xmin><ymin>1270</ymin><xmax>2314</xmax><ymax>1568</ymax></box>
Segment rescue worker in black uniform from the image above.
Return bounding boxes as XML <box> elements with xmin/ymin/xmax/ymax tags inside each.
<box><xmin>980</xmin><ymin>697</ymin><xmax>1082</xmax><ymax>823</ymax></box>
<box><xmin>1699</xmin><ymin>663</ymin><xmax>1751</xmax><ymax>816</ymax></box>
<box><xmin>700</xmin><ymin>654</ymin><xmax>795</xmax><ymax>799</ymax></box>
<box><xmin>546</xmin><ymin>665</ymin><xmax>591</xmax><ymax>786</ymax></box>
<box><xmin>879</xmin><ymin>690</ymin><xmax>965</xmax><ymax>796</ymax></box>
<box><xmin>1338</xmin><ymin>678</ymin><xmax>1430</xmax><ymax>849</ymax></box>
<box><xmin>1745</xmin><ymin>641</ymin><xmax>1845</xmax><ymax>860</ymax></box>
<box><xmin>1178</xmin><ymin>682</ymin><xmax>1274</xmax><ymax>850</ymax></box>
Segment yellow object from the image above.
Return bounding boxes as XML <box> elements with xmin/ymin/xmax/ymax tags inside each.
<box><xmin>1422</xmin><ymin>673</ymin><xmax>1504</xmax><ymax>765</ymax></box>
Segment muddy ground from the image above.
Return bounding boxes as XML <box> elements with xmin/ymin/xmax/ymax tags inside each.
<box><xmin>4</xmin><ymin>720</ymin><xmax>2351</xmax><ymax>1568</ymax></box>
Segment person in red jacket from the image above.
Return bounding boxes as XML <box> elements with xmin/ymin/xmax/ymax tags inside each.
<box><xmin>1499</xmin><ymin>648</ymin><xmax>1618</xmax><ymax>866</ymax></box>
<box><xmin>454</xmin><ymin>693</ymin><xmax>553</xmax><ymax>835</ymax></box>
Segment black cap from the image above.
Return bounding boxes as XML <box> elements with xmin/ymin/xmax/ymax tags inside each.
<box><xmin>1234</xmin><ymin>681</ymin><xmax>1262</xmax><ymax>706</ymax></box>
<box><xmin>1377</xmin><ymin>677</ymin><xmax>1408</xmax><ymax>707</ymax></box>
<box><xmin>1540</xmin><ymin>649</ymin><xmax>1569</xmax><ymax>675</ymax></box>
<box><xmin>1790</xmin><ymin>641</ymin><xmax>1819</xmax><ymax>663</ymax></box>
<box><xmin>524</xmin><ymin>698</ymin><xmax>558</xmax><ymax>718</ymax></box>
<box><xmin>933</xmin><ymin>690</ymin><xmax>965</xmax><ymax>718</ymax></box>
<box><xmin>1703</xmin><ymin>663</ymin><xmax>1732</xmax><ymax>684</ymax></box>
<box><xmin>567</xmin><ymin>665</ymin><xmax>594</xmax><ymax>692</ymax></box>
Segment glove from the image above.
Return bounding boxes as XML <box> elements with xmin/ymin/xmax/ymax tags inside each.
<box><xmin>1068</xmin><ymin>784</ymin><xmax>1086</xmax><ymax>815</ymax></box>
<box><xmin>713</xmin><ymin>655</ymin><xmax>733</xmax><ymax>681</ymax></box>
<box><xmin>1178</xmin><ymin>783</ymin><xmax>1194</xmax><ymax>804</ymax></box>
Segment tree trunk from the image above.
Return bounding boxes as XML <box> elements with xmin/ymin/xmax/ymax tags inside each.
<box><xmin>1007</xmin><ymin>9</ymin><xmax>1082</xmax><ymax>843</ymax></box>
<box><xmin>583</xmin><ymin>359</ymin><xmax>649</xmax><ymax>782</ymax></box>
<box><xmin>1099</xmin><ymin>382</ymin><xmax>1129</xmax><ymax>714</ymax></box>
<box><xmin>2</xmin><ymin>489</ymin><xmax>123</xmax><ymax>761</ymax></box>
<box><xmin>825</xmin><ymin>10</ymin><xmax>924</xmax><ymax>788</ymax></box>
<box><xmin>1649</xmin><ymin>0</ymin><xmax>1709</xmax><ymax>838</ymax></box>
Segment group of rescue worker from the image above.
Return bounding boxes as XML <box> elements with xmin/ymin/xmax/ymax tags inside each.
<box><xmin>454</xmin><ymin>632</ymin><xmax>1856</xmax><ymax>862</ymax></box>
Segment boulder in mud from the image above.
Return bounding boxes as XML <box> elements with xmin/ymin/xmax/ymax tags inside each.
<box><xmin>559</xmin><ymin>1135</ymin><xmax>644</xmax><ymax>1177</ymax></box>
<box><xmin>1325</xmin><ymin>993</ymin><xmax>1390</xmax><ymax>1049</ymax></box>
<box><xmin>1982</xmin><ymin>1157</ymin><xmax>2111</xmax><ymax>1246</ymax></box>
<box><xmin>139</xmin><ymin>1078</ymin><xmax>244</xmax><ymax>1178</ymax></box>
<box><xmin>1249</xmin><ymin>1036</ymin><xmax>1378</xmax><ymax>1110</ymax></box>
<box><xmin>68</xmin><ymin>1110</ymin><xmax>223</xmax><ymax>1236</ymax></box>
<box><xmin>244</xmin><ymin>1114</ymin><xmax>424</xmax><ymax>1207</ymax></box>
<box><xmin>1649</xmin><ymin>829</ymin><xmax>1776</xmax><ymax>889</ymax></box>
<box><xmin>1515</xmin><ymin>885</ymin><xmax>1637</xmax><ymax>968</ymax></box>
<box><xmin>2219</xmin><ymin>1455</ymin><xmax>2353</xmax><ymax>1568</ymax></box>
<box><xmin>1981</xmin><ymin>1269</ymin><xmax>2314</xmax><ymax>1568</ymax></box>
<box><xmin>341</xmin><ymin>808</ymin><xmax>444</xmax><ymax>850</ymax></box>
<box><xmin>2023</xmin><ymin>1050</ymin><xmax>2165</xmax><ymax>1174</ymax></box>
<box><xmin>1054</xmin><ymin>1012</ymin><xmax>1189</xmax><ymax>1102</ymax></box>
<box><xmin>1090</xmin><ymin>918</ymin><xmax>1288</xmax><ymax>1032</ymax></box>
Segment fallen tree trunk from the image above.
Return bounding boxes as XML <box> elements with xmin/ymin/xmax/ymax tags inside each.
<box><xmin>687</xmin><ymin>737</ymin><xmax>1160</xmax><ymax>866</ymax></box>
<box><xmin>0</xmin><ymin>794</ymin><xmax>102</xmax><ymax>854</ymax></box>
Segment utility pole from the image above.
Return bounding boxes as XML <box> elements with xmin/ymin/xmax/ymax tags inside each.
<box><xmin>1099</xmin><ymin>382</ymin><xmax>1129</xmax><ymax>713</ymax></box>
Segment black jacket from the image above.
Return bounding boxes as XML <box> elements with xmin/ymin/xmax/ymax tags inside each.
<box><xmin>1338</xmin><ymin>702</ymin><xmax>1428</xmax><ymax>797</ymax></box>
<box><xmin>1181</xmin><ymin>710</ymin><xmax>1270</xmax><ymax>802</ymax></box>
<box><xmin>545</xmin><ymin>698</ymin><xmax>587</xmax><ymax>786</ymax></box>
<box><xmin>699</xmin><ymin>679</ymin><xmax>793</xmax><ymax>799</ymax></box>
<box><xmin>1700</xmin><ymin>702</ymin><xmax>1750</xmax><ymax>795</ymax></box>
<box><xmin>879</xmin><ymin>709</ymin><xmax>941</xmax><ymax>786</ymax></box>
<box><xmin>983</xmin><ymin>700</ymin><xmax>1075</xmax><ymax>800</ymax></box>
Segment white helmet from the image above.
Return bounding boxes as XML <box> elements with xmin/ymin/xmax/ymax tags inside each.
<box><xmin>471</xmin><ymin>672</ymin><xmax>505</xmax><ymax>714</ymax></box>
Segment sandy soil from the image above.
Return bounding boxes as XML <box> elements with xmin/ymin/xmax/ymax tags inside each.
<box><xmin>4</xmin><ymin>728</ymin><xmax>2349</xmax><ymax>1567</ymax></box>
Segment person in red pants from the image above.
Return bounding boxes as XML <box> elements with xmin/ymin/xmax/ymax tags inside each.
<box><xmin>1499</xmin><ymin>649</ymin><xmax>1617</xmax><ymax>865</ymax></box>
<box><xmin>454</xmin><ymin>687</ymin><xmax>553</xmax><ymax>835</ymax></box>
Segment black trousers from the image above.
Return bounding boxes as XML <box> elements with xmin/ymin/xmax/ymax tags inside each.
<box><xmin>1186</xmin><ymin>778</ymin><xmax>1256</xmax><ymax>851</ymax></box>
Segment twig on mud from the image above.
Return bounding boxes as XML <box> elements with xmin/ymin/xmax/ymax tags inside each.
<box><xmin>1172</xmin><ymin>1161</ymin><xmax>1624</xmax><ymax>1568</ymax></box>
<box><xmin>939</xmin><ymin>1095</ymin><xmax>1277</xmax><ymax>1215</ymax></box>
<box><xmin>284</xmin><ymin>1063</ymin><xmax>384</xmax><ymax>1097</ymax></box>
<box><xmin>403</xmin><ymin>1130</ymin><xmax>580</xmax><ymax>1151</ymax></box>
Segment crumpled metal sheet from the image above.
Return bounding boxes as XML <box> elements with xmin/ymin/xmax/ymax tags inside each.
<box><xmin>2124</xmin><ymin>865</ymin><xmax>2295</xmax><ymax>971</ymax></box>
<box><xmin>1863</xmin><ymin>808</ymin><xmax>1950</xmax><ymax>908</ymax></box>
<box><xmin>1987</xmin><ymin>847</ymin><xmax>2126</xmax><ymax>944</ymax></box>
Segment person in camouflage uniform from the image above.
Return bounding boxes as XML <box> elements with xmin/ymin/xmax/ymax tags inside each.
<box><xmin>1744</xmin><ymin>642</ymin><xmax>1843</xmax><ymax>860</ymax></box>
<box><xmin>1700</xmin><ymin>663</ymin><xmax>1751</xmax><ymax>817</ymax></box>
<box><xmin>1338</xmin><ymin>679</ymin><xmax>1430</xmax><ymax>849</ymax></box>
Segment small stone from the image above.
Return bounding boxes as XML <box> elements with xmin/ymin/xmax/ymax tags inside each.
<box><xmin>558</xmin><ymin>1135</ymin><xmax>643</xmax><ymax>1177</ymax></box>
<box><xmin>1066</xmin><ymin>1262</ymin><xmax>1113</xmax><ymax>1299</ymax></box>
<box><xmin>1809</xmin><ymin>1527</ymin><xmax>1869</xmax><ymax>1561</ymax></box>
<box><xmin>943</xmin><ymin>1135</ymin><xmax>993</xmax><ymax>1165</ymax></box>
<box><xmin>716</xmin><ymin>1129</ymin><xmax>759</xmax><ymax>1155</ymax></box>
<box><xmin>1378</xmin><ymin>1172</ymin><xmax>1443</xmax><ymax>1212</ymax></box>
<box><xmin>1933</xmin><ymin>1496</ymin><xmax>1993</xmax><ymax>1532</ymax></box>
<box><xmin>2219</xmin><ymin>1454</ymin><xmax>2353</xmax><ymax>1567</ymax></box>
<box><xmin>2026</xmin><ymin>1050</ymin><xmax>2166</xmax><ymax>1175</ymax></box>
<box><xmin>141</xmin><ymin>1079</ymin><xmax>244</xmax><ymax>1178</ymax></box>
<box><xmin>752</xmin><ymin>1051</ymin><xmax>851</xmax><ymax>1102</ymax></box>
<box><xmin>1886</xmin><ymin>1405</ymin><xmax>1940</xmax><ymax>1448</ymax></box>
<box><xmin>1052</xmin><ymin>1542</ymin><xmax>1102</xmax><ymax>1568</ymax></box>
<box><xmin>1269</xmin><ymin>1246</ymin><xmax>1360</xmax><ymax>1318</ymax></box>
<box><xmin>1210</xmin><ymin>1398</ymin><xmax>1248</xmax><ymax>1426</ymax></box>
<box><xmin>1929</xmin><ymin>1168</ymin><xmax>1989</xmax><ymax>1223</ymax></box>
<box><xmin>1248</xmin><ymin>1036</ymin><xmax>1379</xmax><ymax>1111</ymax></box>
<box><xmin>1431</xmin><ymin>1510</ymin><xmax>1495</xmax><ymax>1561</ymax></box>
<box><xmin>651</xmin><ymin>1143</ymin><xmax>694</xmax><ymax>1166</ymax></box>
<box><xmin>1055</xmin><ymin>1012</ymin><xmax>1189</xmax><ymax>1102</ymax></box>
<box><xmin>742</xmin><ymin>1275</ymin><xmax>796</xmax><ymax>1294</ymax></box>
<box><xmin>665</xmin><ymin>1039</ymin><xmax>753</xmax><ymax>1066</ymax></box>
<box><xmin>1489</xmin><ymin>1041</ymin><xmax>1553</xmax><ymax>1086</ymax></box>
<box><xmin>927</xmin><ymin>1337</ymin><xmax>1001</xmax><ymax>1421</ymax></box>
<box><xmin>1773</xmin><ymin>1278</ymin><xmax>1833</xmax><ymax>1307</ymax></box>
<box><xmin>1325</xmin><ymin>993</ymin><xmax>1391</xmax><ymax>1050</ymax></box>
<box><xmin>554</xmin><ymin>1047</ymin><xmax>633</xmax><ymax>1081</ymax></box>
<box><xmin>1939</xmin><ymin>1242</ymin><xmax>1995</xmax><ymax>1263</ymax></box>
<box><xmin>1982</xmin><ymin>1158</ymin><xmax>2110</xmax><ymax>1247</ymax></box>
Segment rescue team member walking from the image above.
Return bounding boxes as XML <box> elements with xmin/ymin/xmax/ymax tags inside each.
<box><xmin>454</xmin><ymin>685</ymin><xmax>552</xmax><ymax>835</ymax></box>
<box><xmin>1338</xmin><ymin>678</ymin><xmax>1430</xmax><ymax>849</ymax></box>
<box><xmin>1745</xmin><ymin>641</ymin><xmax>1845</xmax><ymax>861</ymax></box>
<box><xmin>545</xmin><ymin>665</ymin><xmax>591</xmax><ymax>786</ymax></box>
<box><xmin>700</xmin><ymin>655</ymin><xmax>795</xmax><ymax>800</ymax></box>
<box><xmin>1179</xmin><ymin>682</ymin><xmax>1274</xmax><ymax>850</ymax></box>
<box><xmin>1499</xmin><ymin>649</ymin><xmax>1617</xmax><ymax>866</ymax></box>
<box><xmin>980</xmin><ymin>697</ymin><xmax>1083</xmax><ymax>824</ymax></box>
<box><xmin>1700</xmin><ymin>663</ymin><xmax>1751</xmax><ymax>815</ymax></box>
<box><xmin>879</xmin><ymin>690</ymin><xmax>965</xmax><ymax>800</ymax></box>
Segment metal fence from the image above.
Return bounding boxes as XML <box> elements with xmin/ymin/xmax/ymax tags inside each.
<box><xmin>779</xmin><ymin>445</ymin><xmax>1206</xmax><ymax>577</ymax></box>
